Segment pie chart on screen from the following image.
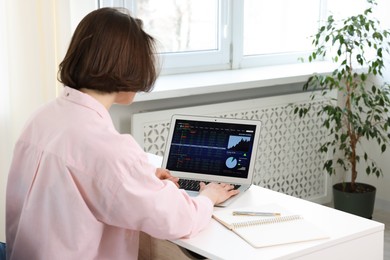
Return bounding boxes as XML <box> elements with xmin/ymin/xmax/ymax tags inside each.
<box><xmin>225</xmin><ymin>157</ymin><xmax>238</xmax><ymax>169</ymax></box>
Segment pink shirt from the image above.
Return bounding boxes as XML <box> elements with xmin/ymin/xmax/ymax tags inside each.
<box><xmin>6</xmin><ymin>87</ymin><xmax>213</xmax><ymax>260</ymax></box>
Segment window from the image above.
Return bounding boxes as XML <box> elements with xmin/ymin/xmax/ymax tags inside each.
<box><xmin>99</xmin><ymin>0</ymin><xmax>230</xmax><ymax>73</ymax></box>
<box><xmin>89</xmin><ymin>0</ymin><xmax>369</xmax><ymax>74</ymax></box>
<box><xmin>238</xmin><ymin>0</ymin><xmax>324</xmax><ymax>68</ymax></box>
<box><xmin>244</xmin><ymin>1</ymin><xmax>321</xmax><ymax>56</ymax></box>
<box><xmin>135</xmin><ymin>0</ymin><xmax>219</xmax><ymax>54</ymax></box>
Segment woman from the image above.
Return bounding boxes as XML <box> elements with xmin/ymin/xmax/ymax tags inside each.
<box><xmin>6</xmin><ymin>7</ymin><xmax>238</xmax><ymax>260</ymax></box>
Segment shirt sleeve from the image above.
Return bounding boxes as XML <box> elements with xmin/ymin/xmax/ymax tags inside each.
<box><xmin>108</xmin><ymin>158</ymin><xmax>214</xmax><ymax>240</ymax></box>
<box><xmin>72</xmin><ymin>134</ymin><xmax>214</xmax><ymax>240</ymax></box>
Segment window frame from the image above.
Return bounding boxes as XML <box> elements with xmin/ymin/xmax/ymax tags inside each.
<box><xmin>97</xmin><ymin>0</ymin><xmax>231</xmax><ymax>74</ymax></box>
<box><xmin>71</xmin><ymin>0</ymin><xmax>331</xmax><ymax>74</ymax></box>
<box><xmin>157</xmin><ymin>0</ymin><xmax>231</xmax><ymax>74</ymax></box>
<box><xmin>234</xmin><ymin>0</ymin><xmax>329</xmax><ymax>69</ymax></box>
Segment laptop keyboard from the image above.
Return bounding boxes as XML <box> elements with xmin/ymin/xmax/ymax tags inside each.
<box><xmin>178</xmin><ymin>179</ymin><xmax>241</xmax><ymax>192</ymax></box>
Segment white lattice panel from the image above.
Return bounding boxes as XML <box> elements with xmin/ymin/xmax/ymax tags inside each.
<box><xmin>131</xmin><ymin>91</ymin><xmax>336</xmax><ymax>203</ymax></box>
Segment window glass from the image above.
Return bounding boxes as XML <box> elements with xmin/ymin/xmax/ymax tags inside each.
<box><xmin>99</xmin><ymin>0</ymin><xmax>127</xmax><ymax>7</ymax></box>
<box><xmin>137</xmin><ymin>0</ymin><xmax>219</xmax><ymax>54</ymax></box>
<box><xmin>100</xmin><ymin>0</ymin><xmax>219</xmax><ymax>55</ymax></box>
<box><xmin>327</xmin><ymin>0</ymin><xmax>367</xmax><ymax>19</ymax></box>
<box><xmin>243</xmin><ymin>0</ymin><xmax>321</xmax><ymax>56</ymax></box>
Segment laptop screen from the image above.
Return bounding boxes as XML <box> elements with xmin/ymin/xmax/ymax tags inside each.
<box><xmin>165</xmin><ymin>118</ymin><xmax>258</xmax><ymax>179</ymax></box>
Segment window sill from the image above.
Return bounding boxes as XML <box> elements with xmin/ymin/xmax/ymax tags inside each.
<box><xmin>134</xmin><ymin>62</ymin><xmax>336</xmax><ymax>102</ymax></box>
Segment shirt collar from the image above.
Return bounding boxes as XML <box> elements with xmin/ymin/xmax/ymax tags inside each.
<box><xmin>61</xmin><ymin>86</ymin><xmax>113</xmax><ymax>124</ymax></box>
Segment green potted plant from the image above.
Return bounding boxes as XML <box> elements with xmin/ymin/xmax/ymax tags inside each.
<box><xmin>294</xmin><ymin>0</ymin><xmax>390</xmax><ymax>218</ymax></box>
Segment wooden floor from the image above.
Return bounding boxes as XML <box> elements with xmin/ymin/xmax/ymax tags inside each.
<box><xmin>372</xmin><ymin>208</ymin><xmax>390</xmax><ymax>260</ymax></box>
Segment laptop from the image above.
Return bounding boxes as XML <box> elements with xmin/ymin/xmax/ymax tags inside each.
<box><xmin>162</xmin><ymin>114</ymin><xmax>262</xmax><ymax>207</ymax></box>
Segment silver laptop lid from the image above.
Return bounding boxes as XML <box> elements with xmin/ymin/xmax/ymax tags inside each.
<box><xmin>162</xmin><ymin>115</ymin><xmax>261</xmax><ymax>185</ymax></box>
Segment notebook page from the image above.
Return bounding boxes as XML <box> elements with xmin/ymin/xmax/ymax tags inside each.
<box><xmin>212</xmin><ymin>204</ymin><xmax>328</xmax><ymax>248</ymax></box>
<box><xmin>213</xmin><ymin>204</ymin><xmax>292</xmax><ymax>228</ymax></box>
<box><xmin>233</xmin><ymin>217</ymin><xmax>328</xmax><ymax>248</ymax></box>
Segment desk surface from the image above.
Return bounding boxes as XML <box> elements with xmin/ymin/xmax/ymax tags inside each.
<box><xmin>171</xmin><ymin>185</ymin><xmax>384</xmax><ymax>260</ymax></box>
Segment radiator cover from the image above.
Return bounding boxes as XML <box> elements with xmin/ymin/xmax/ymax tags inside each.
<box><xmin>131</xmin><ymin>91</ymin><xmax>335</xmax><ymax>203</ymax></box>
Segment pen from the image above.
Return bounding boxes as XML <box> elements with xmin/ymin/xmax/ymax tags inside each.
<box><xmin>232</xmin><ymin>211</ymin><xmax>281</xmax><ymax>217</ymax></box>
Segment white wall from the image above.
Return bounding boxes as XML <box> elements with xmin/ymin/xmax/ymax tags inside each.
<box><xmin>357</xmin><ymin>141</ymin><xmax>390</xmax><ymax>210</ymax></box>
<box><xmin>0</xmin><ymin>0</ymin><xmax>11</xmax><ymax>244</ymax></box>
<box><xmin>358</xmin><ymin>2</ymin><xmax>390</xmax><ymax>204</ymax></box>
<box><xmin>357</xmin><ymin>0</ymin><xmax>390</xmax><ymax>209</ymax></box>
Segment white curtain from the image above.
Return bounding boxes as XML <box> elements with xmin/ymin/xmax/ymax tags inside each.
<box><xmin>0</xmin><ymin>0</ymin><xmax>72</xmax><ymax>240</ymax></box>
<box><xmin>0</xmin><ymin>0</ymin><xmax>11</xmax><ymax>243</ymax></box>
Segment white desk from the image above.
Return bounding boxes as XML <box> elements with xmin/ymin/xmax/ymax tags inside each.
<box><xmin>171</xmin><ymin>185</ymin><xmax>384</xmax><ymax>260</ymax></box>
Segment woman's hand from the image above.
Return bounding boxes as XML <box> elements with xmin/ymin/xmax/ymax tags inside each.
<box><xmin>199</xmin><ymin>182</ymin><xmax>239</xmax><ymax>205</ymax></box>
<box><xmin>155</xmin><ymin>168</ymin><xmax>179</xmax><ymax>188</ymax></box>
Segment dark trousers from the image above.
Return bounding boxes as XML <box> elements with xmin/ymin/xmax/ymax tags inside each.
<box><xmin>0</xmin><ymin>242</ymin><xmax>5</xmax><ymax>260</ymax></box>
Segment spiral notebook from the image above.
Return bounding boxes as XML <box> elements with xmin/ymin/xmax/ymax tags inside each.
<box><xmin>212</xmin><ymin>205</ymin><xmax>329</xmax><ymax>248</ymax></box>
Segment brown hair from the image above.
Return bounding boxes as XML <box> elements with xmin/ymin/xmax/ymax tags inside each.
<box><xmin>58</xmin><ymin>8</ymin><xmax>158</xmax><ymax>93</ymax></box>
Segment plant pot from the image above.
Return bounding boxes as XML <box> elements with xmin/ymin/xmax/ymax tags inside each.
<box><xmin>332</xmin><ymin>182</ymin><xmax>376</xmax><ymax>219</ymax></box>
